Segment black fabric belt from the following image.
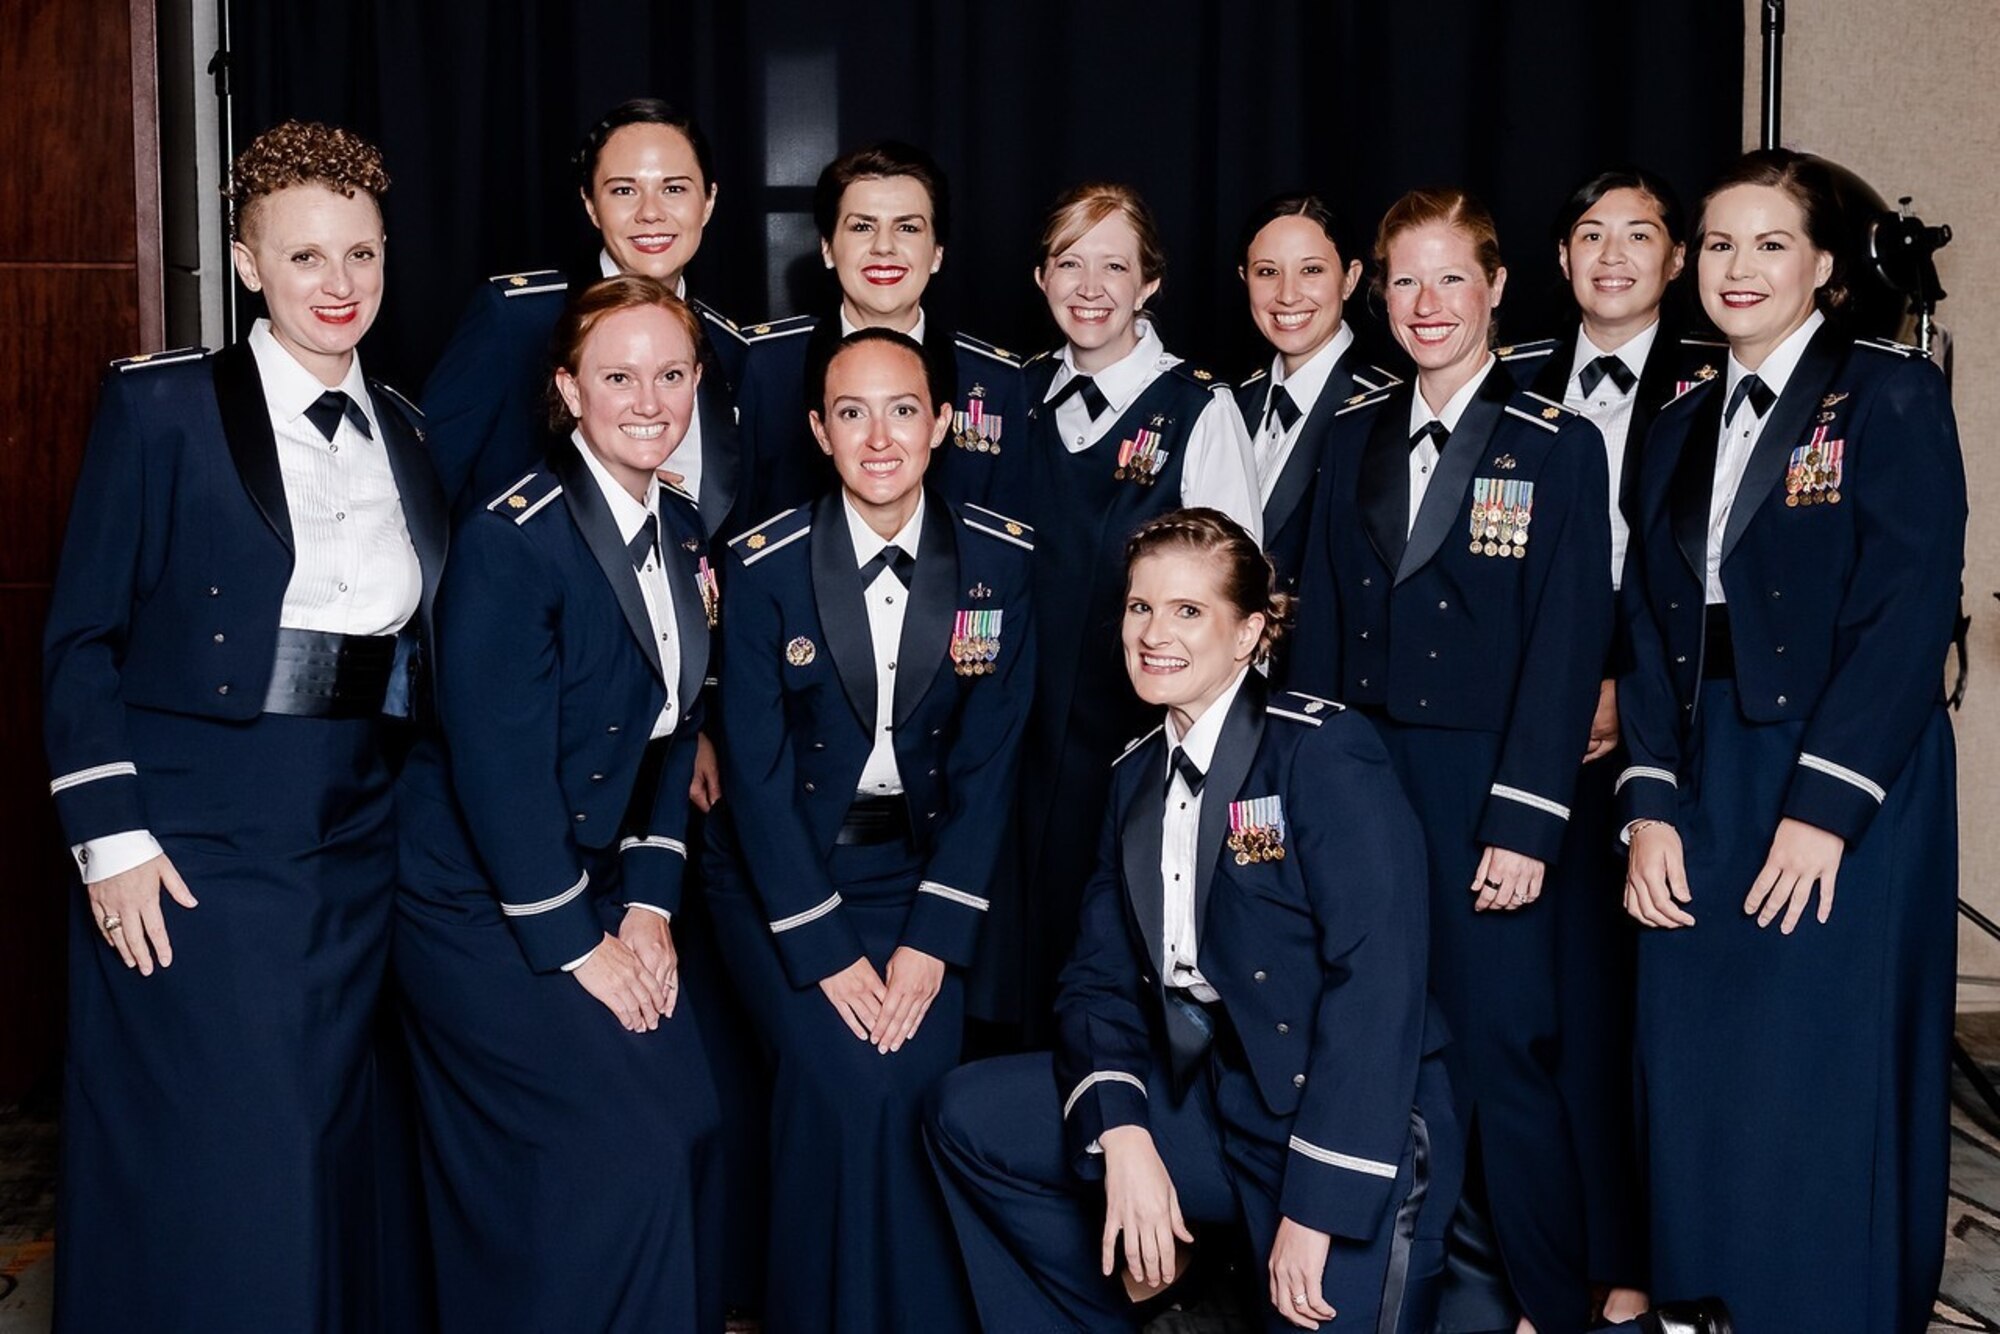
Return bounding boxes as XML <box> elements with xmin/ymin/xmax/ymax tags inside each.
<box><xmin>261</xmin><ymin>628</ymin><xmax>398</xmax><ymax>719</ymax></box>
<box><xmin>1702</xmin><ymin>603</ymin><xmax>1736</xmax><ymax>680</ymax></box>
<box><xmin>835</xmin><ymin>795</ymin><xmax>913</xmax><ymax>846</ymax></box>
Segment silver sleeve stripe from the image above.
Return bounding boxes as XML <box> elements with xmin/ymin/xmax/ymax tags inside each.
<box><xmin>962</xmin><ymin>518</ymin><xmax>1033</xmax><ymax>551</ymax></box>
<box><xmin>1614</xmin><ymin>765</ymin><xmax>1678</xmax><ymax>794</ymax></box>
<box><xmin>918</xmin><ymin>881</ymin><xmax>990</xmax><ymax>911</ymax></box>
<box><xmin>515</xmin><ymin>488</ymin><xmax>563</xmax><ymax>524</ymax></box>
<box><xmin>1797</xmin><ymin>753</ymin><xmax>1887</xmax><ymax>804</ymax></box>
<box><xmin>1062</xmin><ymin>1070</ymin><xmax>1148</xmax><ymax>1120</ymax></box>
<box><xmin>1287</xmin><ymin>1136</ymin><xmax>1398</xmax><ymax>1179</ymax></box>
<box><xmin>769</xmin><ymin>892</ymin><xmax>842</xmax><ymax>933</ymax></box>
<box><xmin>1503</xmin><ymin>404</ymin><xmax>1562</xmax><ymax>432</ymax></box>
<box><xmin>741</xmin><ymin>525</ymin><xmax>810</xmax><ymax>565</ymax></box>
<box><xmin>1489</xmin><ymin>783</ymin><xmax>1571</xmax><ymax>821</ymax></box>
<box><xmin>618</xmin><ymin>836</ymin><xmax>688</xmax><ymax>857</ymax></box>
<box><xmin>49</xmin><ymin>761</ymin><xmax>138</xmax><ymax>794</ymax></box>
<box><xmin>499</xmin><ymin>870</ymin><xmax>590</xmax><ymax>917</ymax></box>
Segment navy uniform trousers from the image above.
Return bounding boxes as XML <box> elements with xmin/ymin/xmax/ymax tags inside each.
<box><xmin>1288</xmin><ymin>361</ymin><xmax>1613</xmax><ymax>1334</ymax></box>
<box><xmin>43</xmin><ymin>346</ymin><xmax>447</xmax><ymax>1333</ymax></box>
<box><xmin>1618</xmin><ymin>328</ymin><xmax>1965</xmax><ymax>1332</ymax></box>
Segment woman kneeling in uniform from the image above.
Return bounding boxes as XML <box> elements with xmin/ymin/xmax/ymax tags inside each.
<box><xmin>927</xmin><ymin>509</ymin><xmax>1460</xmax><ymax>1333</ymax></box>
<box><xmin>703</xmin><ymin>328</ymin><xmax>1036</xmax><ymax>1332</ymax></box>
<box><xmin>395</xmin><ymin>276</ymin><xmax>722</xmax><ymax>1332</ymax></box>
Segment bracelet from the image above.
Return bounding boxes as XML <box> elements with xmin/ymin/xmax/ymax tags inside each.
<box><xmin>1628</xmin><ymin>819</ymin><xmax>1668</xmax><ymax>838</ymax></box>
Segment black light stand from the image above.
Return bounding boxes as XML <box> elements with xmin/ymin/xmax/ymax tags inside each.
<box><xmin>1761</xmin><ymin>0</ymin><xmax>1785</xmax><ymax>149</ymax></box>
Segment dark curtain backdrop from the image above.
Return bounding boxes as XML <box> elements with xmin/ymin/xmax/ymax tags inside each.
<box><xmin>231</xmin><ymin>0</ymin><xmax>1742</xmax><ymax>395</ymax></box>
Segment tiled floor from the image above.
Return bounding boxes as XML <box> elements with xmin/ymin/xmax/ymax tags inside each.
<box><xmin>9</xmin><ymin>1028</ymin><xmax>2000</xmax><ymax>1334</ymax></box>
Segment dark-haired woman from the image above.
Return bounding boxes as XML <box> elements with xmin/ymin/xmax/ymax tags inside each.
<box><xmin>395</xmin><ymin>278</ymin><xmax>722</xmax><ymax>1332</ymax></box>
<box><xmin>929</xmin><ymin>509</ymin><xmax>1459</xmax><ymax>1334</ymax></box>
<box><xmin>422</xmin><ymin>98</ymin><xmax>747</xmax><ymax>535</ymax></box>
<box><xmin>988</xmin><ymin>183</ymin><xmax>1262</xmax><ymax>1040</ymax></box>
<box><xmin>732</xmin><ymin>140</ymin><xmax>1027</xmax><ymax>518</ymax></box>
<box><xmin>1620</xmin><ymin>149</ymin><xmax>1964</xmax><ymax>1333</ymax></box>
<box><xmin>1288</xmin><ymin>189</ymin><xmax>1613</xmax><ymax>1334</ymax></box>
<box><xmin>1527</xmin><ymin>167</ymin><xmax>1720</xmax><ymax>1323</ymax></box>
<box><xmin>1232</xmin><ymin>193</ymin><xmax>1402</xmax><ymax>607</ymax></box>
<box><xmin>703</xmin><ymin>329</ymin><xmax>1034</xmax><ymax>1332</ymax></box>
<box><xmin>42</xmin><ymin>121</ymin><xmax>445</xmax><ymax>1332</ymax></box>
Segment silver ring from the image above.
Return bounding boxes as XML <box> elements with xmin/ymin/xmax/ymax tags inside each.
<box><xmin>1292</xmin><ymin>1291</ymin><xmax>1311</xmax><ymax>1306</ymax></box>
<box><xmin>100</xmin><ymin>914</ymin><xmax>123</xmax><ymax>933</ymax></box>
<box><xmin>1513</xmin><ymin>889</ymin><xmax>1528</xmax><ymax>904</ymax></box>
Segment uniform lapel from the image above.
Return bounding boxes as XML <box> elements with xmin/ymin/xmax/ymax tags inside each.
<box><xmin>367</xmin><ymin>383</ymin><xmax>448</xmax><ymax>621</ymax></box>
<box><xmin>694</xmin><ymin>335</ymin><xmax>741</xmax><ymax>538</ymax></box>
<box><xmin>210</xmin><ymin>342</ymin><xmax>293</xmax><ymax>551</ymax></box>
<box><xmin>1358</xmin><ymin>382</ymin><xmax>1413</xmax><ymax>572</ymax></box>
<box><xmin>808</xmin><ymin>491</ymin><xmax>879</xmax><ymax>735</ymax></box>
<box><xmin>1193</xmin><ymin>675</ymin><xmax>1265</xmax><ymax>932</ymax></box>
<box><xmin>1263</xmin><ymin>356</ymin><xmax>1356</xmax><ymax>542</ymax></box>
<box><xmin>894</xmin><ymin>496</ymin><xmax>957</xmax><ymax>727</ymax></box>
<box><xmin>1668</xmin><ymin>385</ymin><xmax>1723</xmax><ymax>581</ymax></box>
<box><xmin>1119</xmin><ymin>731</ymin><xmax>1169</xmax><ymax>974</ymax></box>
<box><xmin>661</xmin><ymin>499</ymin><xmax>711</xmax><ymax>709</ymax></box>
<box><xmin>1528</xmin><ymin>333</ymin><xmax>1576</xmax><ymax>404</ymax></box>
<box><xmin>1626</xmin><ymin>329</ymin><xmax>1684</xmax><ymax>515</ymax></box>
<box><xmin>552</xmin><ymin>445</ymin><xmax>665</xmax><ymax>682</ymax></box>
<box><xmin>1719</xmin><ymin>323</ymin><xmax>1847</xmax><ymax>564</ymax></box>
<box><xmin>1399</xmin><ymin>366</ymin><xmax>1507</xmax><ymax>584</ymax></box>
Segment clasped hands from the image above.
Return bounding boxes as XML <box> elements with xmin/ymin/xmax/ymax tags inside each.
<box><xmin>819</xmin><ymin>946</ymin><xmax>945</xmax><ymax>1053</ymax></box>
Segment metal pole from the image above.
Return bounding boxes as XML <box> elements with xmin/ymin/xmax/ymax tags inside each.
<box><xmin>1761</xmin><ymin>0</ymin><xmax>1785</xmax><ymax>149</ymax></box>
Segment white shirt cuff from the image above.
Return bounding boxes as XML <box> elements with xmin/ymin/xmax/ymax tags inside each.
<box><xmin>560</xmin><ymin>943</ymin><xmax>599</xmax><ymax>973</ymax></box>
<box><xmin>72</xmin><ymin>830</ymin><xmax>162</xmax><ymax>883</ymax></box>
<box><xmin>623</xmin><ymin>902</ymin><xmax>673</xmax><ymax>923</ymax></box>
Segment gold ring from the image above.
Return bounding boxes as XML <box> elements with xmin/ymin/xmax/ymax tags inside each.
<box><xmin>101</xmin><ymin>914</ymin><xmax>123</xmax><ymax>932</ymax></box>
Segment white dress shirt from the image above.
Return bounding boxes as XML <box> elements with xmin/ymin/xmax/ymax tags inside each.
<box><xmin>845</xmin><ymin>493</ymin><xmax>926</xmax><ymax>796</ymax></box>
<box><xmin>1563</xmin><ymin>321</ymin><xmax>1660</xmax><ymax>589</ymax></box>
<box><xmin>1406</xmin><ymin>354</ymin><xmax>1497</xmax><ymax>537</ymax></box>
<box><xmin>1044</xmin><ymin>319</ymin><xmax>1264</xmax><ymax>542</ymax></box>
<box><xmin>1159</xmin><ymin>665</ymin><xmax>1251</xmax><ymax>1003</ymax></box>
<box><xmin>1253</xmin><ymin>323</ymin><xmax>1354</xmax><ymax>503</ymax></box>
<box><xmin>1706</xmin><ymin>311</ymin><xmax>1824</xmax><ymax>604</ymax></box>
<box><xmin>838</xmin><ymin>304</ymin><xmax>928</xmax><ymax>345</ymax></box>
<box><xmin>598</xmin><ymin>253</ymin><xmax>705</xmax><ymax>504</ymax></box>
<box><xmin>572</xmin><ymin>430</ymin><xmax>682</xmax><ymax>738</ymax></box>
<box><xmin>74</xmin><ymin>326</ymin><xmax>423</xmax><ymax>885</ymax></box>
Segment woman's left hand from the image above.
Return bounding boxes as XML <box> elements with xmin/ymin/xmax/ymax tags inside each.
<box><xmin>1583</xmin><ymin>679</ymin><xmax>1619</xmax><ymax>764</ymax></box>
<box><xmin>1267</xmin><ymin>1217</ymin><xmax>1337</xmax><ymax>1330</ymax></box>
<box><xmin>619</xmin><ymin>908</ymin><xmax>681</xmax><ymax>1018</ymax></box>
<box><xmin>1744</xmin><ymin>817</ymin><xmax>1844</xmax><ymax>932</ymax></box>
<box><xmin>1470</xmin><ymin>845</ymin><xmax>1545</xmax><ymax>912</ymax></box>
<box><xmin>689</xmin><ymin>732</ymin><xmax>722</xmax><ymax>812</ymax></box>
<box><xmin>869</xmin><ymin>946</ymin><xmax>945</xmax><ymax>1053</ymax></box>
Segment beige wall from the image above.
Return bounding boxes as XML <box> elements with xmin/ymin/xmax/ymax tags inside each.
<box><xmin>1740</xmin><ymin>2</ymin><xmax>2000</xmax><ymax>1004</ymax></box>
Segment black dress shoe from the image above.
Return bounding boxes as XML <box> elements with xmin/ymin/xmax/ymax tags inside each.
<box><xmin>1635</xmin><ymin>1297</ymin><xmax>1735</xmax><ymax>1334</ymax></box>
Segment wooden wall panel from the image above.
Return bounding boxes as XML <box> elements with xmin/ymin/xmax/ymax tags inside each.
<box><xmin>0</xmin><ymin>0</ymin><xmax>137</xmax><ymax>261</ymax></box>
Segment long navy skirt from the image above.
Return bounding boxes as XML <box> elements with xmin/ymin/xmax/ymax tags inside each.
<box><xmin>1639</xmin><ymin>684</ymin><xmax>1957</xmax><ymax>1334</ymax></box>
<box><xmin>56</xmin><ymin>707</ymin><xmax>402</xmax><ymax>1333</ymax></box>
<box><xmin>395</xmin><ymin>761</ymin><xmax>723</xmax><ymax>1334</ymax></box>
<box><xmin>706</xmin><ymin>831</ymin><xmax>977</xmax><ymax>1334</ymax></box>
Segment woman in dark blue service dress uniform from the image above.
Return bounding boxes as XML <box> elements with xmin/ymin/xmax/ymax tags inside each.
<box><xmin>1231</xmin><ymin>193</ymin><xmax>1402</xmax><ymax>601</ymax></box>
<box><xmin>395</xmin><ymin>277</ymin><xmax>723</xmax><ymax>1332</ymax></box>
<box><xmin>1619</xmin><ymin>149</ymin><xmax>1966</xmax><ymax>1334</ymax></box>
<box><xmin>1288</xmin><ymin>188</ymin><xmax>1614</xmax><ymax>1334</ymax></box>
<box><xmin>421</xmin><ymin>97</ymin><xmax>747</xmax><ymax>533</ymax></box>
<box><xmin>41</xmin><ymin>121</ymin><xmax>445</xmax><ymax>1332</ymax></box>
<box><xmin>928</xmin><ymin>509</ymin><xmax>1461</xmax><ymax>1333</ymax></box>
<box><xmin>989</xmin><ymin>182</ymin><xmax>1262</xmax><ymax>1037</ymax></box>
<box><xmin>732</xmin><ymin>140</ymin><xmax>1027</xmax><ymax>517</ymax></box>
<box><xmin>702</xmin><ymin>329</ymin><xmax>1035</xmax><ymax>1332</ymax></box>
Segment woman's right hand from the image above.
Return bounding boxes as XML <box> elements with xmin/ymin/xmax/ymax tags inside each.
<box><xmin>1099</xmin><ymin>1124</ymin><xmax>1193</xmax><ymax>1292</ymax></box>
<box><xmin>1625</xmin><ymin>821</ymin><xmax>1696</xmax><ymax>928</ymax></box>
<box><xmin>818</xmin><ymin>956</ymin><xmax>888</xmax><ymax>1041</ymax></box>
<box><xmin>573</xmin><ymin>934</ymin><xmax>669</xmax><ymax>1032</ymax></box>
<box><xmin>87</xmin><ymin>853</ymin><xmax>198</xmax><ymax>976</ymax></box>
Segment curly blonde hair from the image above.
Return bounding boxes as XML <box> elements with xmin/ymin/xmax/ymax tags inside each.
<box><xmin>227</xmin><ymin>120</ymin><xmax>390</xmax><ymax>241</ymax></box>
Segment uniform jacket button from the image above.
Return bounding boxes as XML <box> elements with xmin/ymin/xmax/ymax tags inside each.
<box><xmin>1428</xmin><ymin>649</ymin><xmax>1438</xmax><ymax>659</ymax></box>
<box><xmin>1776</xmin><ymin>695</ymin><xmax>1787</xmax><ymax>707</ymax></box>
<box><xmin>1361</xmin><ymin>576</ymin><xmax>1372</xmax><ymax>587</ymax></box>
<box><xmin>1292</xmin><ymin>1073</ymin><xmax>1306</xmax><ymax>1088</ymax></box>
<box><xmin>1770</xmin><ymin>589</ymin><xmax>1782</xmax><ymax>599</ymax></box>
<box><xmin>1775</xmin><ymin>644</ymin><xmax>1786</xmax><ymax>654</ymax></box>
<box><xmin>208</xmin><ymin>585</ymin><xmax>220</xmax><ymax>596</ymax></box>
<box><xmin>811</xmin><ymin>741</ymin><xmax>826</xmax><ymax>750</ymax></box>
<box><xmin>1359</xmin><ymin>629</ymin><xmax>1369</xmax><ymax>640</ymax></box>
<box><xmin>1438</xmin><ymin>599</ymin><xmax>1449</xmax><ymax>610</ymax></box>
<box><xmin>590</xmin><ymin>772</ymin><xmax>605</xmax><ymax>782</ymax></box>
<box><xmin>1141</xmin><ymin>974</ymin><xmax>1154</xmax><ymax>986</ymax></box>
<box><xmin>803</xmin><ymin>781</ymin><xmax>816</xmax><ymax>793</ymax></box>
<box><xmin>1359</xmin><ymin>678</ymin><xmax>1370</xmax><ymax>689</ymax></box>
<box><xmin>930</xmin><ymin>728</ymin><xmax>943</xmax><ymax>737</ymax></box>
<box><xmin>573</xmin><ymin>813</ymin><xmax>587</xmax><ymax>823</ymax></box>
<box><xmin>1669</xmin><ymin>600</ymin><xmax>1680</xmax><ymax>610</ymax></box>
<box><xmin>1252</xmin><ymin>970</ymin><xmax>1267</xmax><ymax>982</ymax></box>
<box><xmin>1276</xmin><ymin>1022</ymin><xmax>1290</xmax><ymax>1034</ymax></box>
<box><xmin>928</xmin><ymin>768</ymin><xmax>939</xmax><ymax>778</ymax></box>
<box><xmin>1675</xmin><ymin>655</ymin><xmax>1687</xmax><ymax>665</ymax></box>
<box><xmin>607</xmin><ymin>724</ymin><xmax>621</xmax><ymax>734</ymax></box>
<box><xmin>212</xmin><ymin>632</ymin><xmax>225</xmax><ymax>643</ymax></box>
<box><xmin>1418</xmin><ymin>698</ymin><xmax>1428</xmax><ymax>708</ymax></box>
<box><xmin>216</xmin><ymin>683</ymin><xmax>230</xmax><ymax>695</ymax></box>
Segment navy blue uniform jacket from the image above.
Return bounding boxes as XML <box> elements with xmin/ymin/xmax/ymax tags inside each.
<box><xmin>421</xmin><ymin>446</ymin><xmax>713</xmax><ymax>972</ymax></box>
<box><xmin>716</xmin><ymin>491</ymin><xmax>1036</xmax><ymax>987</ymax></box>
<box><xmin>44</xmin><ymin>343</ymin><xmax>447</xmax><ymax>848</ymax></box>
<box><xmin>1617</xmin><ymin>326</ymin><xmax>1966</xmax><ymax>844</ymax></box>
<box><xmin>1054</xmin><ymin>677</ymin><xmax>1446</xmax><ymax>1241</ymax></box>
<box><xmin>1287</xmin><ymin>361</ymin><xmax>1614</xmax><ymax>864</ymax></box>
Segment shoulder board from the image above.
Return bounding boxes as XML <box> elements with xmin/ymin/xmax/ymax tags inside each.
<box><xmin>742</xmin><ymin>314</ymin><xmax>816</xmax><ymax>343</ymax></box>
<box><xmin>1680</xmin><ymin>334</ymin><xmax>1727</xmax><ymax>350</ymax></box>
<box><xmin>1169</xmin><ymin>361</ymin><xmax>1230</xmax><ymax>391</ymax></box>
<box><xmin>727</xmin><ymin>506</ymin><xmax>811</xmax><ymax>563</ymax></box>
<box><xmin>1348</xmin><ymin>364</ymin><xmax>1404</xmax><ymax>394</ymax></box>
<box><xmin>1494</xmin><ymin>338</ymin><xmax>1560</xmax><ymax>362</ymax></box>
<box><xmin>1855</xmin><ymin>335</ymin><xmax>1920</xmax><ymax>359</ymax></box>
<box><xmin>954</xmin><ymin>331</ymin><xmax>1024</xmax><ymax>367</ymax></box>
<box><xmin>1335</xmin><ymin>386</ymin><xmax>1396</xmax><ymax>416</ymax></box>
<box><xmin>661</xmin><ymin>479</ymin><xmax>697</xmax><ymax>507</ymax></box>
<box><xmin>960</xmin><ymin>503</ymin><xmax>1034</xmax><ymax>551</ymax></box>
<box><xmin>1240</xmin><ymin>368</ymin><xmax>1268</xmax><ymax>387</ymax></box>
<box><xmin>690</xmin><ymin>298</ymin><xmax>744</xmax><ymax>342</ymax></box>
<box><xmin>370</xmin><ymin>379</ymin><xmax>425</xmax><ymax>423</ymax></box>
<box><xmin>1113</xmin><ymin>724</ymin><xmax>1166</xmax><ymax>765</ymax></box>
<box><xmin>1663</xmin><ymin>374</ymin><xmax>1717</xmax><ymax>409</ymax></box>
<box><xmin>111</xmin><ymin>345</ymin><xmax>208</xmax><ymax>372</ymax></box>
<box><xmin>1505</xmin><ymin>390</ymin><xmax>1573</xmax><ymax>432</ymax></box>
<box><xmin>486</xmin><ymin>469</ymin><xmax>564</xmax><ymax>525</ymax></box>
<box><xmin>1267</xmin><ymin>690</ymin><xmax>1344</xmax><ymax>725</ymax></box>
<box><xmin>1023</xmin><ymin>349</ymin><xmax>1053</xmax><ymax>367</ymax></box>
<box><xmin>490</xmin><ymin>270</ymin><xmax>567</xmax><ymax>297</ymax></box>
